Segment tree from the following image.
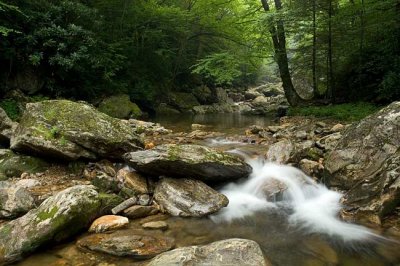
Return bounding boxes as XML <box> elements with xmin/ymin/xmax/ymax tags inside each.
<box><xmin>261</xmin><ymin>0</ymin><xmax>305</xmax><ymax>106</ymax></box>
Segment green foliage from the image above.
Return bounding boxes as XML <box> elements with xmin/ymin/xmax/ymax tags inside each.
<box><xmin>288</xmin><ymin>102</ymin><xmax>381</xmax><ymax>121</ymax></box>
<box><xmin>0</xmin><ymin>99</ymin><xmax>20</xmax><ymax>120</ymax></box>
<box><xmin>191</xmin><ymin>53</ymin><xmax>243</xmax><ymax>85</ymax></box>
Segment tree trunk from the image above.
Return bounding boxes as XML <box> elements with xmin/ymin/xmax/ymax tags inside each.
<box><xmin>261</xmin><ymin>0</ymin><xmax>305</xmax><ymax>106</ymax></box>
<box><xmin>326</xmin><ymin>0</ymin><xmax>334</xmax><ymax>101</ymax></box>
<box><xmin>312</xmin><ymin>0</ymin><xmax>318</xmax><ymax>97</ymax></box>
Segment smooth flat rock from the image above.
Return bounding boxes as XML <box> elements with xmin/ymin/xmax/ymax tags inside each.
<box><xmin>89</xmin><ymin>215</ymin><xmax>129</xmax><ymax>233</ymax></box>
<box><xmin>154</xmin><ymin>177</ymin><xmax>228</xmax><ymax>217</ymax></box>
<box><xmin>0</xmin><ymin>185</ymin><xmax>104</xmax><ymax>264</ymax></box>
<box><xmin>142</xmin><ymin>221</ymin><xmax>168</xmax><ymax>230</ymax></box>
<box><xmin>147</xmin><ymin>238</ymin><xmax>268</xmax><ymax>266</ymax></box>
<box><xmin>124</xmin><ymin>144</ymin><xmax>252</xmax><ymax>182</ymax></box>
<box><xmin>77</xmin><ymin>233</ymin><xmax>174</xmax><ymax>259</ymax></box>
<box><xmin>11</xmin><ymin>100</ymin><xmax>144</xmax><ymax>161</ymax></box>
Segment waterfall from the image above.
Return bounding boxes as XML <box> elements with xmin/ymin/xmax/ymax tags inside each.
<box><xmin>211</xmin><ymin>154</ymin><xmax>381</xmax><ymax>242</ymax></box>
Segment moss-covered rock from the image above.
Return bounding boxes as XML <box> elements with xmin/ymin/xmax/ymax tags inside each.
<box><xmin>98</xmin><ymin>94</ymin><xmax>142</xmax><ymax>119</ymax></box>
<box><xmin>124</xmin><ymin>144</ymin><xmax>252</xmax><ymax>182</ymax></box>
<box><xmin>169</xmin><ymin>92</ymin><xmax>199</xmax><ymax>112</ymax></box>
<box><xmin>10</xmin><ymin>100</ymin><xmax>144</xmax><ymax>161</ymax></box>
<box><xmin>0</xmin><ymin>149</ymin><xmax>49</xmax><ymax>179</ymax></box>
<box><xmin>0</xmin><ymin>185</ymin><xmax>105</xmax><ymax>264</ymax></box>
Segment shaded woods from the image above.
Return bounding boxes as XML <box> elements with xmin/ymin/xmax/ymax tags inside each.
<box><xmin>0</xmin><ymin>0</ymin><xmax>399</xmax><ymax>109</ymax></box>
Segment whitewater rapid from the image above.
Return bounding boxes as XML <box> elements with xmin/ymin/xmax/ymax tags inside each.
<box><xmin>211</xmin><ymin>153</ymin><xmax>380</xmax><ymax>242</ymax></box>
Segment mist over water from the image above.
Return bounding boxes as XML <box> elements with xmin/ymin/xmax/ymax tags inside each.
<box><xmin>211</xmin><ymin>154</ymin><xmax>381</xmax><ymax>242</ymax></box>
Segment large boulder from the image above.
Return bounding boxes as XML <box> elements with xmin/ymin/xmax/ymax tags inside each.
<box><xmin>154</xmin><ymin>177</ymin><xmax>228</xmax><ymax>217</ymax></box>
<box><xmin>325</xmin><ymin>102</ymin><xmax>400</xmax><ymax>223</ymax></box>
<box><xmin>0</xmin><ymin>149</ymin><xmax>49</xmax><ymax>180</ymax></box>
<box><xmin>98</xmin><ymin>94</ymin><xmax>142</xmax><ymax>119</ymax></box>
<box><xmin>124</xmin><ymin>144</ymin><xmax>252</xmax><ymax>182</ymax></box>
<box><xmin>10</xmin><ymin>100</ymin><xmax>144</xmax><ymax>161</ymax></box>
<box><xmin>0</xmin><ymin>185</ymin><xmax>105</xmax><ymax>264</ymax></box>
<box><xmin>147</xmin><ymin>238</ymin><xmax>268</xmax><ymax>266</ymax></box>
<box><xmin>0</xmin><ymin>108</ymin><xmax>17</xmax><ymax>146</ymax></box>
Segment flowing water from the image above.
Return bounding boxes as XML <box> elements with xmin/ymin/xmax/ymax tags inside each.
<box><xmin>17</xmin><ymin>114</ymin><xmax>400</xmax><ymax>265</ymax></box>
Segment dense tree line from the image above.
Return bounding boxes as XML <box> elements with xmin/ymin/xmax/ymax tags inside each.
<box><xmin>0</xmin><ymin>0</ymin><xmax>399</xmax><ymax>109</ymax></box>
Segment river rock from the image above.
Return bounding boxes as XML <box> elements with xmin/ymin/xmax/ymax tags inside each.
<box><xmin>123</xmin><ymin>205</ymin><xmax>158</xmax><ymax>219</ymax></box>
<box><xmin>154</xmin><ymin>178</ymin><xmax>228</xmax><ymax>217</ymax></box>
<box><xmin>98</xmin><ymin>94</ymin><xmax>142</xmax><ymax>119</ymax></box>
<box><xmin>147</xmin><ymin>238</ymin><xmax>268</xmax><ymax>266</ymax></box>
<box><xmin>124</xmin><ymin>144</ymin><xmax>252</xmax><ymax>182</ymax></box>
<box><xmin>0</xmin><ymin>181</ymin><xmax>36</xmax><ymax>218</ymax></box>
<box><xmin>129</xmin><ymin>119</ymin><xmax>171</xmax><ymax>135</ymax></box>
<box><xmin>0</xmin><ymin>149</ymin><xmax>49</xmax><ymax>180</ymax></box>
<box><xmin>116</xmin><ymin>169</ymin><xmax>150</xmax><ymax>194</ymax></box>
<box><xmin>77</xmin><ymin>233</ymin><xmax>174</xmax><ymax>259</ymax></box>
<box><xmin>0</xmin><ymin>108</ymin><xmax>17</xmax><ymax>146</ymax></box>
<box><xmin>0</xmin><ymin>185</ymin><xmax>104</xmax><ymax>264</ymax></box>
<box><xmin>10</xmin><ymin>100</ymin><xmax>144</xmax><ymax>161</ymax></box>
<box><xmin>142</xmin><ymin>221</ymin><xmax>168</xmax><ymax>230</ymax></box>
<box><xmin>325</xmin><ymin>102</ymin><xmax>400</xmax><ymax>223</ymax></box>
<box><xmin>89</xmin><ymin>215</ymin><xmax>129</xmax><ymax>233</ymax></box>
<box><xmin>265</xmin><ymin>139</ymin><xmax>295</xmax><ymax>163</ymax></box>
<box><xmin>315</xmin><ymin>132</ymin><xmax>342</xmax><ymax>151</ymax></box>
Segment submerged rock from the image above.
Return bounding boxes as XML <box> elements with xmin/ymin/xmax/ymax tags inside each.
<box><xmin>77</xmin><ymin>233</ymin><xmax>174</xmax><ymax>259</ymax></box>
<box><xmin>124</xmin><ymin>144</ymin><xmax>252</xmax><ymax>182</ymax></box>
<box><xmin>88</xmin><ymin>215</ymin><xmax>129</xmax><ymax>233</ymax></box>
<box><xmin>154</xmin><ymin>177</ymin><xmax>228</xmax><ymax>217</ymax></box>
<box><xmin>0</xmin><ymin>181</ymin><xmax>36</xmax><ymax>218</ymax></box>
<box><xmin>0</xmin><ymin>185</ymin><xmax>104</xmax><ymax>264</ymax></box>
<box><xmin>11</xmin><ymin>100</ymin><xmax>144</xmax><ymax>161</ymax></box>
<box><xmin>147</xmin><ymin>238</ymin><xmax>268</xmax><ymax>266</ymax></box>
<box><xmin>325</xmin><ymin>102</ymin><xmax>400</xmax><ymax>223</ymax></box>
<box><xmin>142</xmin><ymin>221</ymin><xmax>168</xmax><ymax>230</ymax></box>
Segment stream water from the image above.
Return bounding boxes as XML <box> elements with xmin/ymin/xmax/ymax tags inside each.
<box><xmin>17</xmin><ymin>114</ymin><xmax>400</xmax><ymax>266</ymax></box>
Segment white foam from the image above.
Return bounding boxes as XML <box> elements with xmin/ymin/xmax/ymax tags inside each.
<box><xmin>211</xmin><ymin>156</ymin><xmax>379</xmax><ymax>242</ymax></box>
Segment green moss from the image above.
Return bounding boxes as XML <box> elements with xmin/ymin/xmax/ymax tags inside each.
<box><xmin>167</xmin><ymin>145</ymin><xmax>181</xmax><ymax>161</ymax></box>
<box><xmin>37</xmin><ymin>206</ymin><xmax>59</xmax><ymax>221</ymax></box>
<box><xmin>98</xmin><ymin>94</ymin><xmax>142</xmax><ymax>119</ymax></box>
<box><xmin>288</xmin><ymin>102</ymin><xmax>381</xmax><ymax>121</ymax></box>
<box><xmin>0</xmin><ymin>99</ymin><xmax>21</xmax><ymax>121</ymax></box>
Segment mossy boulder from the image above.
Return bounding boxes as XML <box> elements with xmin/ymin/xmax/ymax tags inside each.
<box><xmin>169</xmin><ymin>92</ymin><xmax>199</xmax><ymax>112</ymax></box>
<box><xmin>325</xmin><ymin>101</ymin><xmax>400</xmax><ymax>223</ymax></box>
<box><xmin>0</xmin><ymin>107</ymin><xmax>17</xmax><ymax>146</ymax></box>
<box><xmin>124</xmin><ymin>144</ymin><xmax>252</xmax><ymax>182</ymax></box>
<box><xmin>10</xmin><ymin>100</ymin><xmax>144</xmax><ymax>161</ymax></box>
<box><xmin>0</xmin><ymin>185</ymin><xmax>105</xmax><ymax>264</ymax></box>
<box><xmin>98</xmin><ymin>94</ymin><xmax>142</xmax><ymax>119</ymax></box>
<box><xmin>0</xmin><ymin>149</ymin><xmax>49</xmax><ymax>179</ymax></box>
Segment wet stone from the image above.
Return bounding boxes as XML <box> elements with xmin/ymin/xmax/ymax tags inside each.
<box><xmin>77</xmin><ymin>232</ymin><xmax>174</xmax><ymax>259</ymax></box>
